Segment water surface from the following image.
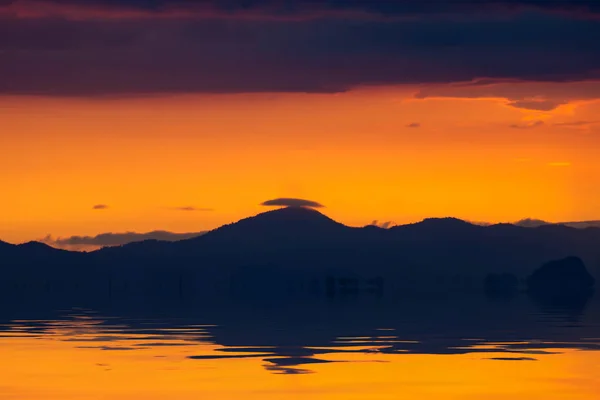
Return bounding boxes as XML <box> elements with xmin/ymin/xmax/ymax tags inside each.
<box><xmin>2</xmin><ymin>295</ymin><xmax>600</xmax><ymax>399</ymax></box>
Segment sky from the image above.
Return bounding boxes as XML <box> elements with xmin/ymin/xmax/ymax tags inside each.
<box><xmin>1</xmin><ymin>0</ymin><xmax>600</xmax><ymax>246</ymax></box>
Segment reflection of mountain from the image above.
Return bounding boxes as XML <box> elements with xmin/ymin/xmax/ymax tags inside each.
<box><xmin>1</xmin><ymin>296</ymin><xmax>600</xmax><ymax>374</ymax></box>
<box><xmin>2</xmin><ymin>207</ymin><xmax>600</xmax><ymax>296</ymax></box>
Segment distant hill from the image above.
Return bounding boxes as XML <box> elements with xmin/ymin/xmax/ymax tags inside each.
<box><xmin>513</xmin><ymin>219</ymin><xmax>551</xmax><ymax>228</ymax></box>
<box><xmin>2</xmin><ymin>207</ymin><xmax>600</xmax><ymax>297</ymax></box>
<box><xmin>1</xmin><ymin>240</ymin><xmax>77</xmax><ymax>262</ymax></box>
<box><xmin>514</xmin><ymin>218</ymin><xmax>600</xmax><ymax>229</ymax></box>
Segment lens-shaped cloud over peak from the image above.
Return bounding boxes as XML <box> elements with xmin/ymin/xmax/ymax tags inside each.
<box><xmin>261</xmin><ymin>198</ymin><xmax>324</xmax><ymax>208</ymax></box>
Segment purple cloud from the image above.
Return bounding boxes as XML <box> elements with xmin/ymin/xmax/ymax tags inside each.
<box><xmin>0</xmin><ymin>12</ymin><xmax>598</xmax><ymax>97</ymax></box>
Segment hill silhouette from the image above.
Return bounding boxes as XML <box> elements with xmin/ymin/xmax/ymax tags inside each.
<box><xmin>1</xmin><ymin>240</ymin><xmax>79</xmax><ymax>264</ymax></box>
<box><xmin>514</xmin><ymin>218</ymin><xmax>600</xmax><ymax>229</ymax></box>
<box><xmin>184</xmin><ymin>206</ymin><xmax>348</xmax><ymax>245</ymax></box>
<box><xmin>1</xmin><ymin>207</ymin><xmax>600</xmax><ymax>298</ymax></box>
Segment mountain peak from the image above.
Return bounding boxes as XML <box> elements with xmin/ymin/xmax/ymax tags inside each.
<box><xmin>177</xmin><ymin>206</ymin><xmax>347</xmax><ymax>248</ymax></box>
<box><xmin>17</xmin><ymin>241</ymin><xmax>65</xmax><ymax>253</ymax></box>
<box><xmin>390</xmin><ymin>217</ymin><xmax>481</xmax><ymax>236</ymax></box>
<box><xmin>223</xmin><ymin>206</ymin><xmax>343</xmax><ymax>231</ymax></box>
<box><xmin>514</xmin><ymin>218</ymin><xmax>550</xmax><ymax>228</ymax></box>
<box><xmin>257</xmin><ymin>205</ymin><xmax>332</xmax><ymax>219</ymax></box>
<box><xmin>414</xmin><ymin>217</ymin><xmax>476</xmax><ymax>229</ymax></box>
<box><xmin>420</xmin><ymin>217</ymin><xmax>470</xmax><ymax>224</ymax></box>
<box><xmin>0</xmin><ymin>239</ymin><xmax>14</xmax><ymax>249</ymax></box>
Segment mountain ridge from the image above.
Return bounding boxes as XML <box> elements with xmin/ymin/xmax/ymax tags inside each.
<box><xmin>2</xmin><ymin>207</ymin><xmax>600</xmax><ymax>288</ymax></box>
<box><xmin>0</xmin><ymin>206</ymin><xmax>599</xmax><ymax>302</ymax></box>
<box><xmin>5</xmin><ymin>209</ymin><xmax>600</xmax><ymax>251</ymax></box>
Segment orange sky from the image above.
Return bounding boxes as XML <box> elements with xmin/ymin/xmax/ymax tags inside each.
<box><xmin>2</xmin><ymin>85</ymin><xmax>600</xmax><ymax>244</ymax></box>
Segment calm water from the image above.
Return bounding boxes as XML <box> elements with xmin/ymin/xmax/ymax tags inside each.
<box><xmin>2</xmin><ymin>295</ymin><xmax>600</xmax><ymax>399</ymax></box>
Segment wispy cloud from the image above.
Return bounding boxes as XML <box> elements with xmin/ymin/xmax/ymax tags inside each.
<box><xmin>406</xmin><ymin>122</ymin><xmax>421</xmax><ymax>128</ymax></box>
<box><xmin>553</xmin><ymin>120</ymin><xmax>598</xmax><ymax>127</ymax></box>
<box><xmin>92</xmin><ymin>204</ymin><xmax>109</xmax><ymax>210</ymax></box>
<box><xmin>547</xmin><ymin>162</ymin><xmax>571</xmax><ymax>167</ymax></box>
<box><xmin>509</xmin><ymin>121</ymin><xmax>545</xmax><ymax>130</ymax></box>
<box><xmin>553</xmin><ymin>120</ymin><xmax>600</xmax><ymax>129</ymax></box>
<box><xmin>369</xmin><ymin>220</ymin><xmax>395</xmax><ymax>229</ymax></box>
<box><xmin>507</xmin><ymin>100</ymin><xmax>566</xmax><ymax>111</ymax></box>
<box><xmin>169</xmin><ymin>206</ymin><xmax>214</xmax><ymax>212</ymax></box>
<box><xmin>416</xmin><ymin>81</ymin><xmax>600</xmax><ymax>112</ymax></box>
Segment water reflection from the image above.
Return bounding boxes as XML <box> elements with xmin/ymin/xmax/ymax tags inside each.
<box><xmin>1</xmin><ymin>295</ymin><xmax>600</xmax><ymax>398</ymax></box>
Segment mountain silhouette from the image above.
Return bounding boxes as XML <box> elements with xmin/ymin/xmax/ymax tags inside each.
<box><xmin>514</xmin><ymin>218</ymin><xmax>550</xmax><ymax>228</ymax></box>
<box><xmin>2</xmin><ymin>207</ymin><xmax>600</xmax><ymax>298</ymax></box>
<box><xmin>514</xmin><ymin>218</ymin><xmax>600</xmax><ymax>229</ymax></box>
<box><xmin>1</xmin><ymin>240</ymin><xmax>78</xmax><ymax>264</ymax></box>
<box><xmin>183</xmin><ymin>206</ymin><xmax>348</xmax><ymax>245</ymax></box>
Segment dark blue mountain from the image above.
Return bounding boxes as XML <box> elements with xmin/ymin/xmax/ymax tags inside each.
<box><xmin>1</xmin><ymin>207</ymin><xmax>599</xmax><ymax>298</ymax></box>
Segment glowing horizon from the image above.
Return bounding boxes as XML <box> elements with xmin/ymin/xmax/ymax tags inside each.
<box><xmin>2</xmin><ymin>86</ymin><xmax>600</xmax><ymax>245</ymax></box>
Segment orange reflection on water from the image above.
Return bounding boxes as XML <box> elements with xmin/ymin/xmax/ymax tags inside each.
<box><xmin>2</xmin><ymin>324</ymin><xmax>600</xmax><ymax>399</ymax></box>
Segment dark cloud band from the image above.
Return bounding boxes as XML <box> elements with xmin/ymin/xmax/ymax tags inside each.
<box><xmin>0</xmin><ymin>6</ymin><xmax>598</xmax><ymax>98</ymax></box>
<box><xmin>2</xmin><ymin>0</ymin><xmax>600</xmax><ymax>18</ymax></box>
